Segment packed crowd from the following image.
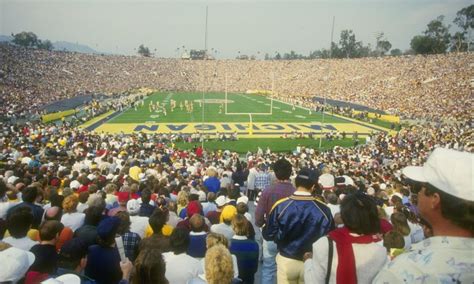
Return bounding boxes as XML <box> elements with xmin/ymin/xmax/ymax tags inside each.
<box><xmin>1</xmin><ymin>43</ymin><xmax>472</xmax><ymax>122</ymax></box>
<box><xmin>0</xmin><ymin>103</ymin><xmax>472</xmax><ymax>283</ymax></box>
<box><xmin>0</xmin><ymin>43</ymin><xmax>472</xmax><ymax>284</ymax></box>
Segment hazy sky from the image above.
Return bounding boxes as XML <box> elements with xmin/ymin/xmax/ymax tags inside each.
<box><xmin>0</xmin><ymin>0</ymin><xmax>470</xmax><ymax>58</ymax></box>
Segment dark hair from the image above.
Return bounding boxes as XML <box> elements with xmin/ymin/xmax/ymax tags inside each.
<box><xmin>39</xmin><ymin>220</ymin><xmax>63</xmax><ymax>241</ymax></box>
<box><xmin>383</xmin><ymin>231</ymin><xmax>405</xmax><ymax>252</ymax></box>
<box><xmin>50</xmin><ymin>194</ymin><xmax>65</xmax><ymax>208</ymax></box>
<box><xmin>0</xmin><ymin>180</ymin><xmax>6</xmax><ymax>199</ymax></box>
<box><xmin>273</xmin><ymin>159</ymin><xmax>292</xmax><ymax>180</ymax></box>
<box><xmin>295</xmin><ymin>176</ymin><xmax>315</xmax><ymax>190</ymax></box>
<box><xmin>169</xmin><ymin>228</ymin><xmax>190</xmax><ymax>255</ymax></box>
<box><xmin>116</xmin><ymin>211</ymin><xmax>131</xmax><ymax>235</ymax></box>
<box><xmin>149</xmin><ymin>209</ymin><xmax>168</xmax><ymax>234</ymax></box>
<box><xmin>423</xmin><ymin>183</ymin><xmax>474</xmax><ymax>234</ymax></box>
<box><xmin>78</xmin><ymin>191</ymin><xmax>89</xmax><ymax>203</ymax></box>
<box><xmin>133</xmin><ymin>249</ymin><xmax>168</xmax><ymax>284</ymax></box>
<box><xmin>141</xmin><ymin>189</ymin><xmax>152</xmax><ymax>204</ymax></box>
<box><xmin>84</xmin><ymin>206</ymin><xmax>103</xmax><ymax>226</ymax></box>
<box><xmin>21</xmin><ymin>186</ymin><xmax>38</xmax><ymax>203</ymax></box>
<box><xmin>58</xmin><ymin>238</ymin><xmax>88</xmax><ymax>270</ymax></box>
<box><xmin>340</xmin><ymin>193</ymin><xmax>380</xmax><ymax>235</ymax></box>
<box><xmin>7</xmin><ymin>206</ymin><xmax>34</xmax><ymax>238</ymax></box>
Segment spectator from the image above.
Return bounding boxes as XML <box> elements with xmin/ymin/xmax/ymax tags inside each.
<box><xmin>229</xmin><ymin>214</ymin><xmax>259</xmax><ymax>284</ymax></box>
<box><xmin>255</xmin><ymin>158</ymin><xmax>295</xmax><ymax>284</ymax></box>
<box><xmin>210</xmin><ymin>205</ymin><xmax>236</xmax><ymax>242</ymax></box>
<box><xmin>116</xmin><ymin>211</ymin><xmax>141</xmax><ymax>262</ymax></box>
<box><xmin>60</xmin><ymin>195</ymin><xmax>85</xmax><ymax>232</ymax></box>
<box><xmin>3</xmin><ymin>207</ymin><xmax>38</xmax><ymax>251</ymax></box>
<box><xmin>304</xmin><ymin>192</ymin><xmax>387</xmax><ymax>283</ymax></box>
<box><xmin>163</xmin><ymin>228</ymin><xmax>201</xmax><ymax>284</ymax></box>
<box><xmin>374</xmin><ymin>149</ymin><xmax>474</xmax><ymax>283</ymax></box>
<box><xmin>7</xmin><ymin>186</ymin><xmax>44</xmax><ymax>229</ymax></box>
<box><xmin>264</xmin><ymin>168</ymin><xmax>334</xmax><ymax>284</ymax></box>
<box><xmin>85</xmin><ymin>216</ymin><xmax>122</xmax><ymax>284</ymax></box>
<box><xmin>28</xmin><ymin>220</ymin><xmax>62</xmax><ymax>274</ymax></box>
<box><xmin>187</xmin><ymin>214</ymin><xmax>207</xmax><ymax>258</ymax></box>
<box><xmin>133</xmin><ymin>248</ymin><xmax>168</xmax><ymax>284</ymax></box>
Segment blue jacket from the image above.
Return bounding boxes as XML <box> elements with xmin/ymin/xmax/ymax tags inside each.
<box><xmin>263</xmin><ymin>192</ymin><xmax>334</xmax><ymax>260</ymax></box>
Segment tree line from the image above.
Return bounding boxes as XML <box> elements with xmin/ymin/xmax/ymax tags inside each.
<box><xmin>265</xmin><ymin>4</ymin><xmax>472</xmax><ymax>60</ymax></box>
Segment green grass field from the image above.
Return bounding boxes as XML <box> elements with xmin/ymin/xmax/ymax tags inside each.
<box><xmin>87</xmin><ymin>91</ymin><xmax>391</xmax><ymax>152</ymax></box>
<box><xmin>108</xmin><ymin>92</ymin><xmax>344</xmax><ymax>124</ymax></box>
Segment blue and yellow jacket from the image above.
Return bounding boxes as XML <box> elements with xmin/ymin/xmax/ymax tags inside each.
<box><xmin>262</xmin><ymin>192</ymin><xmax>335</xmax><ymax>260</ymax></box>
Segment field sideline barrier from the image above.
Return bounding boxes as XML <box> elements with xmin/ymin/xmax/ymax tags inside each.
<box><xmin>41</xmin><ymin>109</ymin><xmax>78</xmax><ymax>123</ymax></box>
<box><xmin>352</xmin><ymin>111</ymin><xmax>400</xmax><ymax>123</ymax></box>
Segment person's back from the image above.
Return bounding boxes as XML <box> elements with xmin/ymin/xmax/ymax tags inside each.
<box><xmin>163</xmin><ymin>228</ymin><xmax>201</xmax><ymax>284</ymax></box>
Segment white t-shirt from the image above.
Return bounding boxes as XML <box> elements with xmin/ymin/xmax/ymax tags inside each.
<box><xmin>305</xmin><ymin>236</ymin><xmax>388</xmax><ymax>284</ymax></box>
<box><xmin>129</xmin><ymin>215</ymin><xmax>149</xmax><ymax>238</ymax></box>
<box><xmin>163</xmin><ymin>252</ymin><xmax>201</xmax><ymax>284</ymax></box>
<box><xmin>3</xmin><ymin>236</ymin><xmax>38</xmax><ymax>251</ymax></box>
<box><xmin>61</xmin><ymin>212</ymin><xmax>85</xmax><ymax>232</ymax></box>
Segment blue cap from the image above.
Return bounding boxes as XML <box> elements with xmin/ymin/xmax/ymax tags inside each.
<box><xmin>97</xmin><ymin>216</ymin><xmax>121</xmax><ymax>240</ymax></box>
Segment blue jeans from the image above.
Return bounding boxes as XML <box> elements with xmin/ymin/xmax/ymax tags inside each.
<box><xmin>261</xmin><ymin>238</ymin><xmax>278</xmax><ymax>284</ymax></box>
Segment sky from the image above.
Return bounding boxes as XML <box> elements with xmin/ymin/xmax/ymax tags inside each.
<box><xmin>0</xmin><ymin>0</ymin><xmax>470</xmax><ymax>58</ymax></box>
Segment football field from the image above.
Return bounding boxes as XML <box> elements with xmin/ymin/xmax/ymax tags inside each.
<box><xmin>89</xmin><ymin>92</ymin><xmax>388</xmax><ymax>138</ymax></box>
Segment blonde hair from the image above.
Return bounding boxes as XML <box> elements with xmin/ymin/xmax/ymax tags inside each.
<box><xmin>206</xmin><ymin>232</ymin><xmax>229</xmax><ymax>249</ymax></box>
<box><xmin>62</xmin><ymin>195</ymin><xmax>79</xmax><ymax>213</ymax></box>
<box><xmin>205</xmin><ymin>244</ymin><xmax>233</xmax><ymax>284</ymax></box>
<box><xmin>207</xmin><ymin>169</ymin><xmax>217</xmax><ymax>177</ymax></box>
<box><xmin>177</xmin><ymin>191</ymin><xmax>189</xmax><ymax>207</ymax></box>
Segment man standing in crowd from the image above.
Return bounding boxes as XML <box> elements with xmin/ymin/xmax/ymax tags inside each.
<box><xmin>264</xmin><ymin>168</ymin><xmax>334</xmax><ymax>284</ymax></box>
<box><xmin>374</xmin><ymin>148</ymin><xmax>474</xmax><ymax>283</ymax></box>
<box><xmin>255</xmin><ymin>158</ymin><xmax>295</xmax><ymax>284</ymax></box>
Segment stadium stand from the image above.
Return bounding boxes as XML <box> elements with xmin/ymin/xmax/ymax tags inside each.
<box><xmin>0</xmin><ymin>43</ymin><xmax>472</xmax><ymax>283</ymax></box>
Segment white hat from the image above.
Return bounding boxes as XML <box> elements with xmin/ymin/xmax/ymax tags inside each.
<box><xmin>41</xmin><ymin>274</ymin><xmax>81</xmax><ymax>284</ymax></box>
<box><xmin>70</xmin><ymin>180</ymin><xmax>81</xmax><ymax>190</ymax></box>
<box><xmin>126</xmin><ymin>199</ymin><xmax>141</xmax><ymax>215</ymax></box>
<box><xmin>106</xmin><ymin>174</ymin><xmax>115</xmax><ymax>180</ymax></box>
<box><xmin>237</xmin><ymin>196</ymin><xmax>249</xmax><ymax>205</ymax></box>
<box><xmin>215</xmin><ymin>195</ymin><xmax>227</xmax><ymax>207</ymax></box>
<box><xmin>7</xmin><ymin>176</ymin><xmax>18</xmax><ymax>184</ymax></box>
<box><xmin>87</xmin><ymin>174</ymin><xmax>96</xmax><ymax>181</ymax></box>
<box><xmin>0</xmin><ymin>247</ymin><xmax>35</xmax><ymax>282</ymax></box>
<box><xmin>319</xmin><ymin>173</ymin><xmax>335</xmax><ymax>189</ymax></box>
<box><xmin>402</xmin><ymin>148</ymin><xmax>473</xmax><ymax>201</ymax></box>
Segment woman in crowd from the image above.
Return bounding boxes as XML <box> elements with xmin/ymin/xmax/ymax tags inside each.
<box><xmin>60</xmin><ymin>195</ymin><xmax>85</xmax><ymax>232</ymax></box>
<box><xmin>304</xmin><ymin>192</ymin><xmax>387</xmax><ymax>283</ymax></box>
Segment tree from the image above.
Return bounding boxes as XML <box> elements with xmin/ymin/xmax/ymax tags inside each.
<box><xmin>339</xmin><ymin>30</ymin><xmax>358</xmax><ymax>58</ymax></box>
<box><xmin>410</xmin><ymin>16</ymin><xmax>451</xmax><ymax>54</ymax></box>
<box><xmin>453</xmin><ymin>5</ymin><xmax>473</xmax><ymax>52</ymax></box>
<box><xmin>375</xmin><ymin>32</ymin><xmax>392</xmax><ymax>56</ymax></box>
<box><xmin>453</xmin><ymin>5</ymin><xmax>474</xmax><ymax>32</ymax></box>
<box><xmin>137</xmin><ymin>44</ymin><xmax>151</xmax><ymax>57</ymax></box>
<box><xmin>390</xmin><ymin>48</ymin><xmax>402</xmax><ymax>56</ymax></box>
<box><xmin>274</xmin><ymin>52</ymin><xmax>282</xmax><ymax>60</ymax></box>
<box><xmin>11</xmin><ymin>31</ymin><xmax>39</xmax><ymax>48</ymax></box>
<box><xmin>37</xmin><ymin>39</ymin><xmax>54</xmax><ymax>51</ymax></box>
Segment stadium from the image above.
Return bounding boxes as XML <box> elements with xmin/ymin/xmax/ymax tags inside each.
<box><xmin>0</xmin><ymin>1</ymin><xmax>473</xmax><ymax>284</ymax></box>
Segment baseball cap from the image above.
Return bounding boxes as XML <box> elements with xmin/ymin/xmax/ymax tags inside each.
<box><xmin>0</xmin><ymin>247</ymin><xmax>35</xmax><ymax>282</ymax></box>
<box><xmin>237</xmin><ymin>195</ymin><xmax>249</xmax><ymax>205</ymax></box>
<box><xmin>402</xmin><ymin>148</ymin><xmax>473</xmax><ymax>201</ymax></box>
<box><xmin>97</xmin><ymin>216</ymin><xmax>121</xmax><ymax>240</ymax></box>
<box><xmin>59</xmin><ymin>238</ymin><xmax>88</xmax><ymax>262</ymax></box>
<box><xmin>215</xmin><ymin>195</ymin><xmax>228</xmax><ymax>207</ymax></box>
<box><xmin>126</xmin><ymin>199</ymin><xmax>140</xmax><ymax>215</ymax></box>
<box><xmin>296</xmin><ymin>168</ymin><xmax>318</xmax><ymax>184</ymax></box>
